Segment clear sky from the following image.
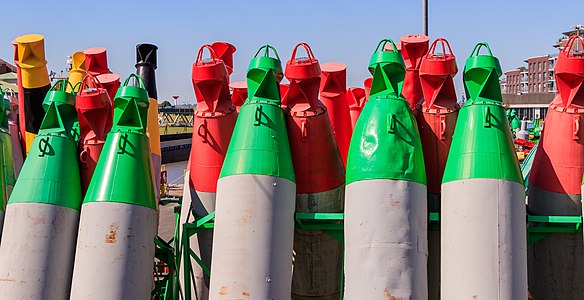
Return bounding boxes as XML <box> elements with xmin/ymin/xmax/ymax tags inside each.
<box><xmin>1</xmin><ymin>0</ymin><xmax>582</xmax><ymax>104</ymax></box>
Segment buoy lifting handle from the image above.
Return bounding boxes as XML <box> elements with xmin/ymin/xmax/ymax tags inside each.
<box><xmin>290</xmin><ymin>42</ymin><xmax>317</xmax><ymax>63</ymax></box>
<box><xmin>195</xmin><ymin>44</ymin><xmax>221</xmax><ymax>66</ymax></box>
<box><xmin>374</xmin><ymin>39</ymin><xmax>399</xmax><ymax>54</ymax></box>
<box><xmin>469</xmin><ymin>42</ymin><xmax>494</xmax><ymax>58</ymax></box>
<box><xmin>254</xmin><ymin>44</ymin><xmax>281</xmax><ymax>61</ymax></box>
<box><xmin>563</xmin><ymin>35</ymin><xmax>584</xmax><ymax>57</ymax></box>
<box><xmin>427</xmin><ymin>38</ymin><xmax>454</xmax><ymax>59</ymax></box>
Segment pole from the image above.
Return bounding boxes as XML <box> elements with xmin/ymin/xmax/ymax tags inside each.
<box><xmin>422</xmin><ymin>0</ymin><xmax>428</xmax><ymax>36</ymax></box>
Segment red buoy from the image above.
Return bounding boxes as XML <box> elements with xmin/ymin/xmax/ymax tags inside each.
<box><xmin>401</xmin><ymin>34</ymin><xmax>430</xmax><ymax>111</ymax></box>
<box><xmin>83</xmin><ymin>47</ymin><xmax>109</xmax><ymax>76</ymax></box>
<box><xmin>210</xmin><ymin>42</ymin><xmax>236</xmax><ymax>76</ymax></box>
<box><xmin>346</xmin><ymin>87</ymin><xmax>367</xmax><ymax>130</ymax></box>
<box><xmin>229</xmin><ymin>81</ymin><xmax>247</xmax><ymax>111</ymax></box>
<box><xmin>76</xmin><ymin>75</ymin><xmax>113</xmax><ymax>194</ymax></box>
<box><xmin>320</xmin><ymin>62</ymin><xmax>352</xmax><ymax>166</ymax></box>
<box><xmin>528</xmin><ymin>35</ymin><xmax>584</xmax><ymax>299</ymax></box>
<box><xmin>282</xmin><ymin>42</ymin><xmax>345</xmax><ymax>300</ymax></box>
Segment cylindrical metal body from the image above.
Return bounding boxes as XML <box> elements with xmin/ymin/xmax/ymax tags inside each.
<box><xmin>417</xmin><ymin>38</ymin><xmax>459</xmax><ymax>299</ymax></box>
<box><xmin>14</xmin><ymin>34</ymin><xmax>51</xmax><ymax>154</ymax></box>
<box><xmin>70</xmin><ymin>75</ymin><xmax>157</xmax><ymax>300</ymax></box>
<box><xmin>209</xmin><ymin>46</ymin><xmax>296</xmax><ymax>299</ymax></box>
<box><xmin>210</xmin><ymin>175</ymin><xmax>295</xmax><ymax>299</ymax></box>
<box><xmin>282</xmin><ymin>43</ymin><xmax>345</xmax><ymax>300</ymax></box>
<box><xmin>320</xmin><ymin>62</ymin><xmax>352</xmax><ymax>166</ymax></box>
<box><xmin>136</xmin><ymin>43</ymin><xmax>162</xmax><ymax>200</ymax></box>
<box><xmin>0</xmin><ymin>82</ymin><xmax>82</xmax><ymax>299</ymax></box>
<box><xmin>527</xmin><ymin>35</ymin><xmax>584</xmax><ymax>299</ymax></box>
<box><xmin>441</xmin><ymin>42</ymin><xmax>527</xmax><ymax>300</ymax></box>
<box><xmin>345</xmin><ymin>39</ymin><xmax>428</xmax><ymax>299</ymax></box>
<box><xmin>345</xmin><ymin>180</ymin><xmax>427</xmax><ymax>299</ymax></box>
<box><xmin>76</xmin><ymin>75</ymin><xmax>113</xmax><ymax>194</ymax></box>
<box><xmin>70</xmin><ymin>202</ymin><xmax>158</xmax><ymax>300</ymax></box>
<box><xmin>180</xmin><ymin>44</ymin><xmax>238</xmax><ymax>299</ymax></box>
<box><xmin>442</xmin><ymin>179</ymin><xmax>526</xmax><ymax>298</ymax></box>
<box><xmin>0</xmin><ymin>203</ymin><xmax>79</xmax><ymax>299</ymax></box>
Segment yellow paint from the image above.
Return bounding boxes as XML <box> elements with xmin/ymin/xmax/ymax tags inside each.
<box><xmin>25</xmin><ymin>132</ymin><xmax>37</xmax><ymax>155</ymax></box>
<box><xmin>15</xmin><ymin>34</ymin><xmax>49</xmax><ymax>89</ymax></box>
<box><xmin>146</xmin><ymin>98</ymin><xmax>161</xmax><ymax>156</ymax></box>
<box><xmin>67</xmin><ymin>51</ymin><xmax>86</xmax><ymax>93</ymax></box>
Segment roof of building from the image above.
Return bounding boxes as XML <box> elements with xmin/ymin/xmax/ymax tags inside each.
<box><xmin>0</xmin><ymin>59</ymin><xmax>16</xmax><ymax>73</ymax></box>
<box><xmin>503</xmin><ymin>93</ymin><xmax>554</xmax><ymax>106</ymax></box>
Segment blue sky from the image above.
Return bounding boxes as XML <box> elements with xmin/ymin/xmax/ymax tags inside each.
<box><xmin>1</xmin><ymin>0</ymin><xmax>582</xmax><ymax>104</ymax></box>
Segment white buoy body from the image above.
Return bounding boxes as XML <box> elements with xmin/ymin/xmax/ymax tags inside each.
<box><xmin>0</xmin><ymin>203</ymin><xmax>79</xmax><ymax>300</ymax></box>
<box><xmin>441</xmin><ymin>179</ymin><xmax>527</xmax><ymax>299</ymax></box>
<box><xmin>209</xmin><ymin>174</ymin><xmax>295</xmax><ymax>299</ymax></box>
<box><xmin>344</xmin><ymin>179</ymin><xmax>428</xmax><ymax>299</ymax></box>
<box><xmin>70</xmin><ymin>202</ymin><xmax>158</xmax><ymax>300</ymax></box>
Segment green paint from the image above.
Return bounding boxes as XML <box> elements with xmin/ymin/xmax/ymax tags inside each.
<box><xmin>347</xmin><ymin>38</ymin><xmax>426</xmax><ymax>185</ymax></box>
<box><xmin>83</xmin><ymin>74</ymin><xmax>156</xmax><ymax>209</ymax></box>
<box><xmin>8</xmin><ymin>79</ymin><xmax>82</xmax><ymax>209</ymax></box>
<box><xmin>83</xmin><ymin>131</ymin><xmax>156</xmax><ymax>209</ymax></box>
<box><xmin>220</xmin><ymin>45</ymin><xmax>294</xmax><ymax>181</ymax></box>
<box><xmin>443</xmin><ymin>43</ymin><xmax>523</xmax><ymax>184</ymax></box>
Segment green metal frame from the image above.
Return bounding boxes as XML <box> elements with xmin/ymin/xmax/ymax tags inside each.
<box><xmin>154</xmin><ymin>202</ymin><xmax>584</xmax><ymax>300</ymax></box>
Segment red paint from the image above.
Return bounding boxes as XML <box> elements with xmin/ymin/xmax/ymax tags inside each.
<box><xmin>83</xmin><ymin>47</ymin><xmax>109</xmax><ymax>76</ymax></box>
<box><xmin>400</xmin><ymin>34</ymin><xmax>429</xmax><ymax>111</ymax></box>
<box><xmin>417</xmin><ymin>38</ymin><xmax>459</xmax><ymax>194</ymax></box>
<box><xmin>96</xmin><ymin>73</ymin><xmax>120</xmax><ymax>101</ymax></box>
<box><xmin>346</xmin><ymin>87</ymin><xmax>366</xmax><ymax>130</ymax></box>
<box><xmin>190</xmin><ymin>45</ymin><xmax>237</xmax><ymax>193</ymax></box>
<box><xmin>282</xmin><ymin>43</ymin><xmax>344</xmax><ymax>193</ymax></box>
<box><xmin>320</xmin><ymin>62</ymin><xmax>352</xmax><ymax>166</ymax></box>
<box><xmin>530</xmin><ymin>35</ymin><xmax>584</xmax><ymax>195</ymax></box>
<box><xmin>210</xmin><ymin>42</ymin><xmax>236</xmax><ymax>76</ymax></box>
<box><xmin>13</xmin><ymin>40</ymin><xmax>27</xmax><ymax>154</ymax></box>
<box><xmin>229</xmin><ymin>81</ymin><xmax>247</xmax><ymax>111</ymax></box>
<box><xmin>76</xmin><ymin>75</ymin><xmax>114</xmax><ymax>194</ymax></box>
<box><xmin>364</xmin><ymin>77</ymin><xmax>372</xmax><ymax>100</ymax></box>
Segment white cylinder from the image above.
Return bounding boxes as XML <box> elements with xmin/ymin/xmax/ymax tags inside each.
<box><xmin>0</xmin><ymin>203</ymin><xmax>79</xmax><ymax>300</ymax></box>
<box><xmin>441</xmin><ymin>179</ymin><xmax>527</xmax><ymax>299</ymax></box>
<box><xmin>70</xmin><ymin>202</ymin><xmax>158</xmax><ymax>300</ymax></box>
<box><xmin>344</xmin><ymin>179</ymin><xmax>428</xmax><ymax>299</ymax></box>
<box><xmin>209</xmin><ymin>174</ymin><xmax>296</xmax><ymax>299</ymax></box>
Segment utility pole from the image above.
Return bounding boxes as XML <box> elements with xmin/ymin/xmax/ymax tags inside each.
<box><xmin>422</xmin><ymin>0</ymin><xmax>428</xmax><ymax>36</ymax></box>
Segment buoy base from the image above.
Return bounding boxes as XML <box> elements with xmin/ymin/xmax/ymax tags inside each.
<box><xmin>344</xmin><ymin>179</ymin><xmax>428</xmax><ymax>300</ymax></box>
<box><xmin>527</xmin><ymin>184</ymin><xmax>583</xmax><ymax>299</ymax></box>
<box><xmin>442</xmin><ymin>179</ymin><xmax>527</xmax><ymax>299</ymax></box>
<box><xmin>209</xmin><ymin>174</ymin><xmax>296</xmax><ymax>300</ymax></box>
<box><xmin>0</xmin><ymin>203</ymin><xmax>79</xmax><ymax>300</ymax></box>
<box><xmin>70</xmin><ymin>202</ymin><xmax>158</xmax><ymax>300</ymax></box>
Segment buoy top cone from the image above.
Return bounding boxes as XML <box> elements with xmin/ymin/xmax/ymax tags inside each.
<box><xmin>320</xmin><ymin>62</ymin><xmax>347</xmax><ymax>98</ymax></box>
<box><xmin>72</xmin><ymin>51</ymin><xmax>86</xmax><ymax>71</ymax></box>
<box><xmin>8</xmin><ymin>79</ymin><xmax>82</xmax><ymax>209</ymax></box>
<box><xmin>248</xmin><ymin>44</ymin><xmax>284</xmax><ymax>87</ymax></box>
<box><xmin>210</xmin><ymin>42</ymin><xmax>236</xmax><ymax>76</ymax></box>
<box><xmin>463</xmin><ymin>42</ymin><xmax>503</xmax><ymax>104</ymax></box>
<box><xmin>68</xmin><ymin>51</ymin><xmax>87</xmax><ymax>93</ymax></box>
<box><xmin>554</xmin><ymin>35</ymin><xmax>584</xmax><ymax>109</ymax></box>
<box><xmin>136</xmin><ymin>43</ymin><xmax>158</xmax><ymax>99</ymax></box>
<box><xmin>347</xmin><ymin>38</ymin><xmax>425</xmax><ymax>185</ymax></box>
<box><xmin>347</xmin><ymin>87</ymin><xmax>367</xmax><ymax>111</ymax></box>
<box><xmin>96</xmin><ymin>73</ymin><xmax>121</xmax><ymax>100</ymax></box>
<box><xmin>15</xmin><ymin>34</ymin><xmax>49</xmax><ymax>88</ymax></box>
<box><xmin>419</xmin><ymin>38</ymin><xmax>458</xmax><ymax>111</ymax></box>
<box><xmin>192</xmin><ymin>44</ymin><xmax>234</xmax><ymax>115</ymax></box>
<box><xmin>77</xmin><ymin>75</ymin><xmax>113</xmax><ymax>140</ymax></box>
<box><xmin>220</xmin><ymin>45</ymin><xmax>294</xmax><ymax>181</ymax></box>
<box><xmin>230</xmin><ymin>81</ymin><xmax>248</xmax><ymax>108</ymax></box>
<box><xmin>41</xmin><ymin>80</ymin><xmax>78</xmax><ymax>139</ymax></box>
<box><xmin>443</xmin><ymin>42</ymin><xmax>521</xmax><ymax>184</ymax></box>
<box><xmin>113</xmin><ymin>74</ymin><xmax>149</xmax><ymax>132</ymax></box>
<box><xmin>83</xmin><ymin>47</ymin><xmax>109</xmax><ymax>76</ymax></box>
<box><xmin>282</xmin><ymin>42</ymin><xmax>323</xmax><ymax>113</ymax></box>
<box><xmin>368</xmin><ymin>39</ymin><xmax>406</xmax><ymax>99</ymax></box>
